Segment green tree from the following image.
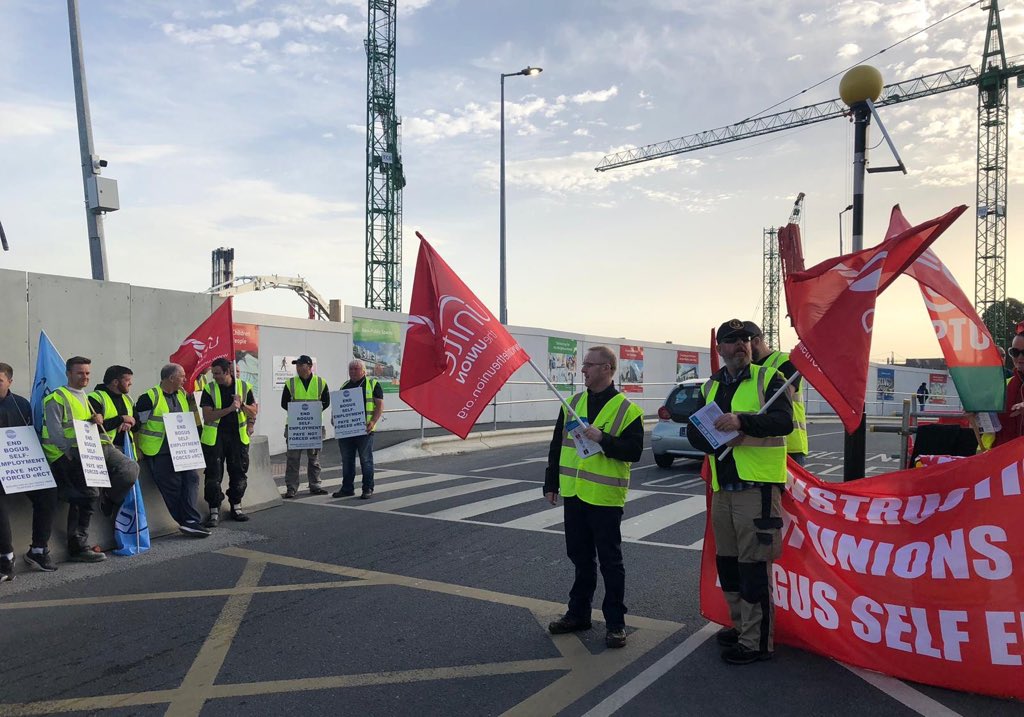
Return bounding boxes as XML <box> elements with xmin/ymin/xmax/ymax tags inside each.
<box><xmin>981</xmin><ymin>297</ymin><xmax>1024</xmax><ymax>346</ymax></box>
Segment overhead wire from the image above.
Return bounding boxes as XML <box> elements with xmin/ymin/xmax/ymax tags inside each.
<box><xmin>742</xmin><ymin>0</ymin><xmax>984</xmax><ymax>122</ymax></box>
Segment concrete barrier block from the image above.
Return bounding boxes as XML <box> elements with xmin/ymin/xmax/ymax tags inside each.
<box><xmin>5</xmin><ymin>436</ymin><xmax>280</xmax><ymax>564</ymax></box>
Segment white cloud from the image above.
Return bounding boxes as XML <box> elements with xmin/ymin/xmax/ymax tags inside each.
<box><xmin>571</xmin><ymin>86</ymin><xmax>619</xmax><ymax>104</ymax></box>
<box><xmin>624</xmin><ymin>123</ymin><xmax>642</xmax><ymax>131</ymax></box>
<box><xmin>0</xmin><ymin>102</ymin><xmax>74</xmax><ymax>138</ymax></box>
<box><xmin>799</xmin><ymin>13</ymin><xmax>816</xmax><ymax>24</ymax></box>
<box><xmin>837</xmin><ymin>43</ymin><xmax>861</xmax><ymax>59</ymax></box>
<box><xmin>787</xmin><ymin>54</ymin><xmax>804</xmax><ymax>62</ymax></box>
<box><xmin>573</xmin><ymin>128</ymin><xmax>590</xmax><ymax>137</ymax></box>
<box><xmin>161</xmin><ymin>20</ymin><xmax>282</xmax><ymax>45</ymax></box>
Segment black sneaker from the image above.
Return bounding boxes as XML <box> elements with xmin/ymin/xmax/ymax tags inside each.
<box><xmin>230</xmin><ymin>505</ymin><xmax>249</xmax><ymax>522</ymax></box>
<box><xmin>721</xmin><ymin>645</ymin><xmax>773</xmax><ymax>665</ymax></box>
<box><xmin>309</xmin><ymin>487</ymin><xmax>328</xmax><ymax>496</ymax></box>
<box><xmin>1</xmin><ymin>554</ymin><xmax>14</xmax><ymax>582</ymax></box>
<box><xmin>283</xmin><ymin>490</ymin><xmax>297</xmax><ymax>499</ymax></box>
<box><xmin>205</xmin><ymin>510</ymin><xmax>220</xmax><ymax>528</ymax></box>
<box><xmin>716</xmin><ymin>627</ymin><xmax>739</xmax><ymax>647</ymax></box>
<box><xmin>332</xmin><ymin>489</ymin><xmax>355</xmax><ymax>498</ymax></box>
<box><xmin>605</xmin><ymin>628</ymin><xmax>627</xmax><ymax>649</ymax></box>
<box><xmin>360</xmin><ymin>490</ymin><xmax>373</xmax><ymax>500</ymax></box>
<box><xmin>180</xmin><ymin>523</ymin><xmax>212</xmax><ymax>538</ymax></box>
<box><xmin>23</xmin><ymin>549</ymin><xmax>57</xmax><ymax>572</ymax></box>
<box><xmin>548</xmin><ymin>615</ymin><xmax>592</xmax><ymax>634</ymax></box>
<box><xmin>69</xmin><ymin>548</ymin><xmax>106</xmax><ymax>563</ymax></box>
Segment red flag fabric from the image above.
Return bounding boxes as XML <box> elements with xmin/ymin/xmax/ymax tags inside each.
<box><xmin>700</xmin><ymin>441</ymin><xmax>1024</xmax><ymax>700</ymax></box>
<box><xmin>784</xmin><ymin>204</ymin><xmax>966</xmax><ymax>432</ymax></box>
<box><xmin>400</xmin><ymin>233</ymin><xmax>529</xmax><ymax>438</ymax></box>
<box><xmin>709</xmin><ymin>328</ymin><xmax>720</xmax><ymax>374</ymax></box>
<box><xmin>169</xmin><ymin>298</ymin><xmax>234</xmax><ymax>388</ymax></box>
<box><xmin>883</xmin><ymin>207</ymin><xmax>1005</xmax><ymax>412</ymax></box>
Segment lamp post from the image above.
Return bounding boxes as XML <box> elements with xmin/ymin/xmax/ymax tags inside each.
<box><xmin>838</xmin><ymin>204</ymin><xmax>853</xmax><ymax>255</ymax></box>
<box><xmin>500</xmin><ymin>65</ymin><xmax>542</xmax><ymax>325</ymax></box>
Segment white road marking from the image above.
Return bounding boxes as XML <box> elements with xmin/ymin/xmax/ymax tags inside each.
<box><xmin>621</xmin><ymin>496</ymin><xmax>707</xmax><ymax>540</ymax></box>
<box><xmin>359</xmin><ymin>478</ymin><xmax>518</xmax><ymax>512</ymax></box>
<box><xmin>581</xmin><ymin>622</ymin><xmax>717</xmax><ymax>716</ymax></box>
<box><xmin>470</xmin><ymin>457</ymin><xmax>547</xmax><ymax>472</ymax></box>
<box><xmin>840</xmin><ymin>663</ymin><xmax>964</xmax><ymax>717</ymax></box>
<box><xmin>428</xmin><ymin>488</ymin><xmax>542</xmax><ymax>520</ymax></box>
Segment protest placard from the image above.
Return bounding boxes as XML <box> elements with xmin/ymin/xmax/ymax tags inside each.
<box><xmin>162</xmin><ymin>413</ymin><xmax>206</xmax><ymax>471</ymax></box>
<box><xmin>331</xmin><ymin>389</ymin><xmax>367</xmax><ymax>440</ymax></box>
<box><xmin>0</xmin><ymin>426</ymin><xmax>56</xmax><ymax>494</ymax></box>
<box><xmin>288</xmin><ymin>402</ymin><xmax>323</xmax><ymax>449</ymax></box>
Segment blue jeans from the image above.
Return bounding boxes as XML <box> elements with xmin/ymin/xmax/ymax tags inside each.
<box><xmin>339</xmin><ymin>434</ymin><xmax>374</xmax><ymax>493</ymax></box>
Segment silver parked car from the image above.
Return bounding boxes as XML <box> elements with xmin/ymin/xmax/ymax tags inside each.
<box><xmin>650</xmin><ymin>378</ymin><xmax>707</xmax><ymax>468</ymax></box>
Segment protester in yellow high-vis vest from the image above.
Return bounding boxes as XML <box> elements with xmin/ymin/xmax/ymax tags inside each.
<box><xmin>543</xmin><ymin>346</ymin><xmax>644</xmax><ymax>650</ymax></box>
<box><xmin>200</xmin><ymin>358</ymin><xmax>258</xmax><ymax>526</ymax></box>
<box><xmin>333</xmin><ymin>360</ymin><xmax>383</xmax><ymax>500</ymax></box>
<box><xmin>132</xmin><ymin>363</ymin><xmax>210</xmax><ymax>537</ymax></box>
<box><xmin>42</xmin><ymin>356</ymin><xmax>139</xmax><ymax>562</ymax></box>
<box><xmin>88</xmin><ymin>365</ymin><xmax>137</xmax><ymax>455</ymax></box>
<box><xmin>745</xmin><ymin>322</ymin><xmax>809</xmax><ymax>465</ymax></box>
<box><xmin>280</xmin><ymin>355</ymin><xmax>330</xmax><ymax>498</ymax></box>
<box><xmin>688</xmin><ymin>320</ymin><xmax>793</xmax><ymax>666</ymax></box>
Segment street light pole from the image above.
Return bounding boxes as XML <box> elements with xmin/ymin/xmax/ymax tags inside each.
<box><xmin>499</xmin><ymin>66</ymin><xmax>542</xmax><ymax>325</ymax></box>
<box><xmin>838</xmin><ymin>204</ymin><xmax>853</xmax><ymax>255</ymax></box>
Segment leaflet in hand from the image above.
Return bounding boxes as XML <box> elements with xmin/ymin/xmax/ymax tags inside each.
<box><xmin>566</xmin><ymin>418</ymin><xmax>602</xmax><ymax>459</ymax></box>
<box><xmin>689</xmin><ymin>402</ymin><xmax>739</xmax><ymax>450</ymax></box>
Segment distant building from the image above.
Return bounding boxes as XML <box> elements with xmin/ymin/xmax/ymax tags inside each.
<box><xmin>904</xmin><ymin>358</ymin><xmax>948</xmax><ymax>370</ymax></box>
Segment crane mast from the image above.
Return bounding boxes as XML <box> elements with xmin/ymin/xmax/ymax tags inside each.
<box><xmin>364</xmin><ymin>0</ymin><xmax>405</xmax><ymax>312</ymax></box>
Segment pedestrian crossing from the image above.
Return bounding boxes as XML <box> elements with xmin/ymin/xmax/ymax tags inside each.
<box><xmin>280</xmin><ymin>469</ymin><xmax>708</xmax><ymax>551</ymax></box>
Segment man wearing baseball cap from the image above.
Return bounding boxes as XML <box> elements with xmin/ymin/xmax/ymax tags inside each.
<box><xmin>687</xmin><ymin>319</ymin><xmax>793</xmax><ymax>665</ymax></box>
<box><xmin>280</xmin><ymin>355</ymin><xmax>330</xmax><ymax>498</ymax></box>
<box><xmin>744</xmin><ymin>321</ymin><xmax>808</xmax><ymax>465</ymax></box>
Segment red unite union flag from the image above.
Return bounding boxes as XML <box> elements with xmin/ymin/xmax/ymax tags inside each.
<box><xmin>400</xmin><ymin>233</ymin><xmax>529</xmax><ymax>438</ymax></box>
<box><xmin>783</xmin><ymin>205</ymin><xmax>966</xmax><ymax>433</ymax></box>
<box><xmin>169</xmin><ymin>298</ymin><xmax>234</xmax><ymax>388</ymax></box>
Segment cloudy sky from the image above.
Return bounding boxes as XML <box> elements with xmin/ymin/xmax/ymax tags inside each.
<box><xmin>1</xmin><ymin>0</ymin><xmax>1021</xmax><ymax>360</ymax></box>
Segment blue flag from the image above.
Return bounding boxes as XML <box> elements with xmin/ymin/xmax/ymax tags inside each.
<box><xmin>113</xmin><ymin>434</ymin><xmax>151</xmax><ymax>556</ymax></box>
<box><xmin>30</xmin><ymin>331</ymin><xmax>65</xmax><ymax>434</ymax></box>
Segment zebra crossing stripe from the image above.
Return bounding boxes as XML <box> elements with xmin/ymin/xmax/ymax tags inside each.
<box><xmin>621</xmin><ymin>496</ymin><xmax>706</xmax><ymax>540</ymax></box>
<box><xmin>428</xmin><ymin>488</ymin><xmax>542</xmax><ymax>520</ymax></box>
<box><xmin>372</xmin><ymin>473</ymin><xmax>466</xmax><ymax>494</ymax></box>
<box><xmin>359</xmin><ymin>478</ymin><xmax>519</xmax><ymax>512</ymax></box>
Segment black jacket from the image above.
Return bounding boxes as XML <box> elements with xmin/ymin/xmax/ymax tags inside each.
<box><xmin>686</xmin><ymin>365</ymin><xmax>793</xmax><ymax>487</ymax></box>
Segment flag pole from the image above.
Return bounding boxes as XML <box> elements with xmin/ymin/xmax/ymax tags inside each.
<box><xmin>526</xmin><ymin>358</ymin><xmax>586</xmax><ymax>425</ymax></box>
<box><xmin>717</xmin><ymin>370</ymin><xmax>801</xmax><ymax>460</ymax></box>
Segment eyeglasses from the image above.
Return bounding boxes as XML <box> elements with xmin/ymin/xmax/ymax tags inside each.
<box><xmin>719</xmin><ymin>336</ymin><xmax>751</xmax><ymax>345</ymax></box>
<box><xmin>1009</xmin><ymin>347</ymin><xmax>1024</xmax><ymax>358</ymax></box>
<box><xmin>581</xmin><ymin>362</ymin><xmax>609</xmax><ymax>368</ymax></box>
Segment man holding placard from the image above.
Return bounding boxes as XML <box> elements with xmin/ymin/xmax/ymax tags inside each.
<box><xmin>134</xmin><ymin>363</ymin><xmax>210</xmax><ymax>537</ymax></box>
<box><xmin>200</xmin><ymin>358</ymin><xmax>258</xmax><ymax>526</ymax></box>
<box><xmin>332</xmin><ymin>360</ymin><xmax>383</xmax><ymax>500</ymax></box>
<box><xmin>42</xmin><ymin>357</ymin><xmax>139</xmax><ymax>562</ymax></box>
<box><xmin>0</xmin><ymin>361</ymin><xmax>58</xmax><ymax>580</ymax></box>
<box><xmin>281</xmin><ymin>355</ymin><xmax>330</xmax><ymax>499</ymax></box>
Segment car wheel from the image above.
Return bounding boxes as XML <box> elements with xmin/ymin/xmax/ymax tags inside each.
<box><xmin>654</xmin><ymin>453</ymin><xmax>674</xmax><ymax>469</ymax></box>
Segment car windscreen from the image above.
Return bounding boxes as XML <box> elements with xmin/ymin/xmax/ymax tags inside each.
<box><xmin>667</xmin><ymin>384</ymin><xmax>703</xmax><ymax>423</ymax></box>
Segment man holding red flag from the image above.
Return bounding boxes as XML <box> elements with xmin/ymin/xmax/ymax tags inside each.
<box><xmin>994</xmin><ymin>331</ymin><xmax>1024</xmax><ymax>446</ymax></box>
<box><xmin>543</xmin><ymin>346</ymin><xmax>644</xmax><ymax>649</ymax></box>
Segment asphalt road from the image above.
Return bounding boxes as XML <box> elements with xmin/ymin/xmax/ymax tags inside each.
<box><xmin>0</xmin><ymin>421</ymin><xmax>1018</xmax><ymax>716</ymax></box>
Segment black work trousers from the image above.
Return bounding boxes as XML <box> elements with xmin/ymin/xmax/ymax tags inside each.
<box><xmin>0</xmin><ymin>486</ymin><xmax>58</xmax><ymax>553</ymax></box>
<box><xmin>52</xmin><ymin>449</ymin><xmax>137</xmax><ymax>553</ymax></box>
<box><xmin>203</xmin><ymin>429</ymin><xmax>249</xmax><ymax>509</ymax></box>
<box><xmin>562</xmin><ymin>495</ymin><xmax>627</xmax><ymax>629</ymax></box>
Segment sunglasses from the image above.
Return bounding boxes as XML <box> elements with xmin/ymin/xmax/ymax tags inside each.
<box><xmin>719</xmin><ymin>336</ymin><xmax>751</xmax><ymax>345</ymax></box>
<box><xmin>1009</xmin><ymin>347</ymin><xmax>1024</xmax><ymax>358</ymax></box>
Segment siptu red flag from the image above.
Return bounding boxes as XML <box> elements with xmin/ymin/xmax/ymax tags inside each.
<box><xmin>400</xmin><ymin>233</ymin><xmax>529</xmax><ymax>438</ymax></box>
<box><xmin>169</xmin><ymin>298</ymin><xmax>234</xmax><ymax>389</ymax></box>
<box><xmin>785</xmin><ymin>204</ymin><xmax>966</xmax><ymax>432</ymax></box>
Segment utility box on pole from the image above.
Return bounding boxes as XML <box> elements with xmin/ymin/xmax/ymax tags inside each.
<box><xmin>85</xmin><ymin>176</ymin><xmax>119</xmax><ymax>212</ymax></box>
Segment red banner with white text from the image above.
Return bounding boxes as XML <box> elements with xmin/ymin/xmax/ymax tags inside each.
<box><xmin>700</xmin><ymin>440</ymin><xmax>1024</xmax><ymax>700</ymax></box>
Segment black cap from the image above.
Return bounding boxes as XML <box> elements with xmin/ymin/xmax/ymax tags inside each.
<box><xmin>716</xmin><ymin>319</ymin><xmax>754</xmax><ymax>342</ymax></box>
<box><xmin>742</xmin><ymin>321</ymin><xmax>763</xmax><ymax>338</ymax></box>
<box><xmin>292</xmin><ymin>355</ymin><xmax>313</xmax><ymax>366</ymax></box>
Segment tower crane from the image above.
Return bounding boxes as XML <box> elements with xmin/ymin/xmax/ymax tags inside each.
<box><xmin>596</xmin><ymin>2</ymin><xmax>1022</xmax><ymax>344</ymax></box>
<box><xmin>364</xmin><ymin>0</ymin><xmax>405</xmax><ymax>312</ymax></box>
